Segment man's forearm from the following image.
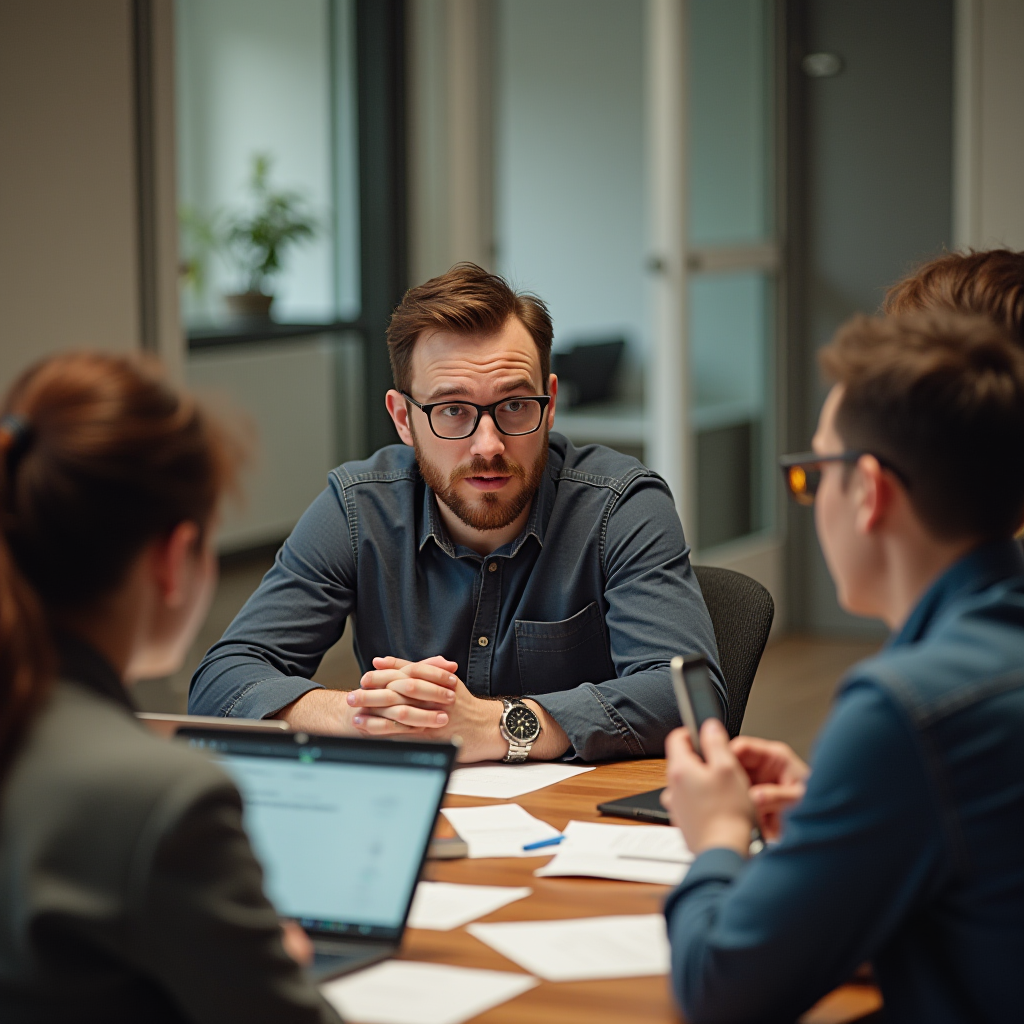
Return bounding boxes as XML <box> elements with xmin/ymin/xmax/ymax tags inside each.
<box><xmin>274</xmin><ymin>688</ymin><xmax>357</xmax><ymax>734</ymax></box>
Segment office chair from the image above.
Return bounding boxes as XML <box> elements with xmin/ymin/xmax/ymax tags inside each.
<box><xmin>693</xmin><ymin>565</ymin><xmax>775</xmax><ymax>738</ymax></box>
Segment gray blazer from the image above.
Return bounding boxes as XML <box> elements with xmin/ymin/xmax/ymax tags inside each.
<box><xmin>0</xmin><ymin>634</ymin><xmax>341</xmax><ymax>1023</ymax></box>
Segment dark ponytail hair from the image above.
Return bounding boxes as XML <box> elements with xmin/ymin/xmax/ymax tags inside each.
<box><xmin>0</xmin><ymin>352</ymin><xmax>245</xmax><ymax>772</ymax></box>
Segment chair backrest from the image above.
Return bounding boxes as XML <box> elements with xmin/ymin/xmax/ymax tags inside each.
<box><xmin>693</xmin><ymin>564</ymin><xmax>775</xmax><ymax>737</ymax></box>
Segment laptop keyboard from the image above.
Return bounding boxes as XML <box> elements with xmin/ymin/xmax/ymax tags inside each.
<box><xmin>310</xmin><ymin>940</ymin><xmax>394</xmax><ymax>981</ymax></box>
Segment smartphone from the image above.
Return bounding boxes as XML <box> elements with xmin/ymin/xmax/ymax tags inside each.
<box><xmin>670</xmin><ymin>654</ymin><xmax>724</xmax><ymax>760</ymax></box>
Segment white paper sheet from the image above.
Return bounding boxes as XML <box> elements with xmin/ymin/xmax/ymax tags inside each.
<box><xmin>407</xmin><ymin>882</ymin><xmax>533</xmax><ymax>931</ymax></box>
<box><xmin>446</xmin><ymin>762</ymin><xmax>595</xmax><ymax>799</ymax></box>
<box><xmin>440</xmin><ymin>803</ymin><xmax>561</xmax><ymax>858</ymax></box>
<box><xmin>321</xmin><ymin>961</ymin><xmax>537</xmax><ymax>1024</ymax></box>
<box><xmin>467</xmin><ymin>914</ymin><xmax>671</xmax><ymax>982</ymax></box>
<box><xmin>533</xmin><ymin>819</ymin><xmax>692</xmax><ymax>885</ymax></box>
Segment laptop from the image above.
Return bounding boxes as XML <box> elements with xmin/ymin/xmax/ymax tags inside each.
<box><xmin>137</xmin><ymin>711</ymin><xmax>291</xmax><ymax>739</ymax></box>
<box><xmin>177</xmin><ymin>728</ymin><xmax>457</xmax><ymax>981</ymax></box>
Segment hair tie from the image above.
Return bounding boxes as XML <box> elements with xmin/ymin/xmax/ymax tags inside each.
<box><xmin>0</xmin><ymin>414</ymin><xmax>34</xmax><ymax>470</ymax></box>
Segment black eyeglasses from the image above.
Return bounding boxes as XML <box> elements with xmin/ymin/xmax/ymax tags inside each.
<box><xmin>779</xmin><ymin>451</ymin><xmax>909</xmax><ymax>506</ymax></box>
<box><xmin>401</xmin><ymin>391</ymin><xmax>551</xmax><ymax>440</ymax></box>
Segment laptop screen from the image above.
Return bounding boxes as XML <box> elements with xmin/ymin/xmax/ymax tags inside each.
<box><xmin>179</xmin><ymin>732</ymin><xmax>453</xmax><ymax>941</ymax></box>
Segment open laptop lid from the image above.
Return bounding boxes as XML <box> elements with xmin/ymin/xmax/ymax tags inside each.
<box><xmin>137</xmin><ymin>712</ymin><xmax>290</xmax><ymax>738</ymax></box>
<box><xmin>177</xmin><ymin>729</ymin><xmax>456</xmax><ymax>945</ymax></box>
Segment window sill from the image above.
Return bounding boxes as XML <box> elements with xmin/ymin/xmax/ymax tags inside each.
<box><xmin>187</xmin><ymin>320</ymin><xmax>360</xmax><ymax>351</ymax></box>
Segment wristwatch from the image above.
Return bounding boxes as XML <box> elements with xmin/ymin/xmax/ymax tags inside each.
<box><xmin>499</xmin><ymin>698</ymin><xmax>541</xmax><ymax>763</ymax></box>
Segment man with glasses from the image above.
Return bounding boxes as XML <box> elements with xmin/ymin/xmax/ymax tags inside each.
<box><xmin>190</xmin><ymin>263</ymin><xmax>723</xmax><ymax>762</ymax></box>
<box><xmin>660</xmin><ymin>312</ymin><xmax>1024</xmax><ymax>1023</ymax></box>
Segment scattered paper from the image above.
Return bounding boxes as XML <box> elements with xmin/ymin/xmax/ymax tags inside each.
<box><xmin>407</xmin><ymin>882</ymin><xmax>532</xmax><ymax>931</ymax></box>
<box><xmin>611</xmin><ymin>823</ymin><xmax>692</xmax><ymax>863</ymax></box>
<box><xmin>321</xmin><ymin>960</ymin><xmax>537</xmax><ymax>1024</ymax></box>
<box><xmin>467</xmin><ymin>914</ymin><xmax>670</xmax><ymax>982</ymax></box>
<box><xmin>440</xmin><ymin>803</ymin><xmax>561</xmax><ymax>859</ymax></box>
<box><xmin>446</xmin><ymin>762</ymin><xmax>595</xmax><ymax>799</ymax></box>
<box><xmin>534</xmin><ymin>819</ymin><xmax>692</xmax><ymax>885</ymax></box>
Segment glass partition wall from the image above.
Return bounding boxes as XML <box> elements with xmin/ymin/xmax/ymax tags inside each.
<box><xmin>495</xmin><ymin>0</ymin><xmax>648</xmax><ymax>463</ymax></box>
<box><xmin>175</xmin><ymin>0</ymin><xmax>367</xmax><ymax>551</ymax></box>
<box><xmin>493</xmin><ymin>0</ymin><xmax>779</xmax><ymax>561</ymax></box>
<box><xmin>175</xmin><ymin>0</ymin><xmax>781</xmax><ymax>563</ymax></box>
<box><xmin>176</xmin><ymin>0</ymin><xmax>360</xmax><ymax>329</ymax></box>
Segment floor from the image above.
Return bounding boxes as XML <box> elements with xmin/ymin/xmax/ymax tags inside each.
<box><xmin>133</xmin><ymin>547</ymin><xmax>879</xmax><ymax>758</ymax></box>
<box><xmin>740</xmin><ymin>635</ymin><xmax>880</xmax><ymax>760</ymax></box>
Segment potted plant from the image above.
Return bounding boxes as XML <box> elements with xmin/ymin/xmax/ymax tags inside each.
<box><xmin>180</xmin><ymin>153</ymin><xmax>318</xmax><ymax>323</ymax></box>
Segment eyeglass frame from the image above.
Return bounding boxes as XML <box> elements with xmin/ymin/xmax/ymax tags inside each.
<box><xmin>400</xmin><ymin>391</ymin><xmax>552</xmax><ymax>440</ymax></box>
<box><xmin>779</xmin><ymin>450</ymin><xmax>910</xmax><ymax>506</ymax></box>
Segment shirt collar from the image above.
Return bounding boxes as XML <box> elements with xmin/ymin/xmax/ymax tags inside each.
<box><xmin>418</xmin><ymin>482</ymin><xmax>455</xmax><ymax>555</ymax></box>
<box><xmin>889</xmin><ymin>538</ymin><xmax>1024</xmax><ymax>648</ymax></box>
<box><xmin>417</xmin><ymin>455</ymin><xmax>556</xmax><ymax>560</ymax></box>
<box><xmin>55</xmin><ymin>629</ymin><xmax>136</xmax><ymax>713</ymax></box>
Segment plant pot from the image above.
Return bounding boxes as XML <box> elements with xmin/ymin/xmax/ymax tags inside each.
<box><xmin>225</xmin><ymin>291</ymin><xmax>274</xmax><ymax>322</ymax></box>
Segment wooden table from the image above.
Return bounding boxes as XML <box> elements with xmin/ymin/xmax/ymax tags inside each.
<box><xmin>402</xmin><ymin>759</ymin><xmax>882</xmax><ymax>1024</ymax></box>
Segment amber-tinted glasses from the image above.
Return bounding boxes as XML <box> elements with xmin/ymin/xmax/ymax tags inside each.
<box><xmin>779</xmin><ymin>451</ymin><xmax>909</xmax><ymax>506</ymax></box>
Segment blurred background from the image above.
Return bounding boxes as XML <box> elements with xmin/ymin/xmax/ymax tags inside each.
<box><xmin>1</xmin><ymin>0</ymin><xmax>1021</xmax><ymax>754</ymax></box>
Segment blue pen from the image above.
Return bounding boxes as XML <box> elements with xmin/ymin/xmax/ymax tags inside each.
<box><xmin>523</xmin><ymin>835</ymin><xmax>565</xmax><ymax>851</ymax></box>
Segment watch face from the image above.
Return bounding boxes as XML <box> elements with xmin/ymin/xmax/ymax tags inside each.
<box><xmin>505</xmin><ymin>703</ymin><xmax>540</xmax><ymax>742</ymax></box>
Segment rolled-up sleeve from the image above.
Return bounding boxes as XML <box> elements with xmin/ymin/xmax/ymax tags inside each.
<box><xmin>188</xmin><ymin>477</ymin><xmax>357</xmax><ymax>718</ymax></box>
<box><xmin>531</xmin><ymin>473</ymin><xmax>725</xmax><ymax>760</ymax></box>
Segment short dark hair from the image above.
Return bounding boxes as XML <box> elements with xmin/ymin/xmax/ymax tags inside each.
<box><xmin>883</xmin><ymin>248</ymin><xmax>1024</xmax><ymax>346</ymax></box>
<box><xmin>386</xmin><ymin>263</ymin><xmax>553</xmax><ymax>393</ymax></box>
<box><xmin>819</xmin><ymin>312</ymin><xmax>1024</xmax><ymax>541</ymax></box>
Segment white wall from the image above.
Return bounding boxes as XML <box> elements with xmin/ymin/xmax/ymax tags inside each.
<box><xmin>495</xmin><ymin>0</ymin><xmax>647</xmax><ymax>365</ymax></box>
<box><xmin>0</xmin><ymin>1</ymin><xmax>141</xmax><ymax>394</ymax></box>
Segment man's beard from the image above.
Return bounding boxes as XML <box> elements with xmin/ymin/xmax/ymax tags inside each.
<box><xmin>414</xmin><ymin>427</ymin><xmax>549</xmax><ymax>532</ymax></box>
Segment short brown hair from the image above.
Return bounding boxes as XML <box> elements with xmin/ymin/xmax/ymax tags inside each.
<box><xmin>819</xmin><ymin>312</ymin><xmax>1024</xmax><ymax>541</ymax></box>
<box><xmin>387</xmin><ymin>263</ymin><xmax>553</xmax><ymax>393</ymax></box>
<box><xmin>883</xmin><ymin>248</ymin><xmax>1024</xmax><ymax>345</ymax></box>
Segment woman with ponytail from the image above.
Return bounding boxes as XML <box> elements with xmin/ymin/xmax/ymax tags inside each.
<box><xmin>0</xmin><ymin>353</ymin><xmax>340</xmax><ymax>1023</ymax></box>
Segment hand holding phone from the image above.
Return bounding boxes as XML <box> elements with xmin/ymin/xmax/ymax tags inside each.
<box><xmin>669</xmin><ymin>655</ymin><xmax>764</xmax><ymax>853</ymax></box>
<box><xmin>670</xmin><ymin>654</ymin><xmax>724</xmax><ymax>760</ymax></box>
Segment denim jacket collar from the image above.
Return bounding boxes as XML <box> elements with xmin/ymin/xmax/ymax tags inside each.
<box><xmin>889</xmin><ymin>538</ymin><xmax>1024</xmax><ymax>649</ymax></box>
<box><xmin>417</xmin><ymin>454</ymin><xmax>556</xmax><ymax>561</ymax></box>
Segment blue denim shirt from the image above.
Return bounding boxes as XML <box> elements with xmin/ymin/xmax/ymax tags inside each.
<box><xmin>189</xmin><ymin>433</ymin><xmax>724</xmax><ymax>760</ymax></box>
<box><xmin>665</xmin><ymin>539</ymin><xmax>1024</xmax><ymax>1024</ymax></box>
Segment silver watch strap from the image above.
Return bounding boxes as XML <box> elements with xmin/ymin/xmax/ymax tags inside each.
<box><xmin>502</xmin><ymin>698</ymin><xmax>535</xmax><ymax>763</ymax></box>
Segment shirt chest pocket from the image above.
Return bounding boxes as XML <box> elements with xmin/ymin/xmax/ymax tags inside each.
<box><xmin>515</xmin><ymin>601</ymin><xmax>614</xmax><ymax>695</ymax></box>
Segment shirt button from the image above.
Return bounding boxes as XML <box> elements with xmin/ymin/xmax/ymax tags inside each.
<box><xmin>477</xmin><ymin>636</ymin><xmax>489</xmax><ymax>647</ymax></box>
<box><xmin>488</xmin><ymin>562</ymin><xmax>498</xmax><ymax>572</ymax></box>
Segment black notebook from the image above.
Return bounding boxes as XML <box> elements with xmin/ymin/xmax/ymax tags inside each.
<box><xmin>597</xmin><ymin>786</ymin><xmax>670</xmax><ymax>824</ymax></box>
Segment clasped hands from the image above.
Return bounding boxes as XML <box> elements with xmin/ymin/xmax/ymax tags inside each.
<box><xmin>346</xmin><ymin>655</ymin><xmax>509</xmax><ymax>762</ymax></box>
<box><xmin>277</xmin><ymin>653</ymin><xmax>568</xmax><ymax>761</ymax></box>
<box><xmin>660</xmin><ymin>719</ymin><xmax>811</xmax><ymax>856</ymax></box>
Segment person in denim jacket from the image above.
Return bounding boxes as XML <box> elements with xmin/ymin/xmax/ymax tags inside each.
<box><xmin>661</xmin><ymin>311</ymin><xmax>1024</xmax><ymax>1024</ymax></box>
